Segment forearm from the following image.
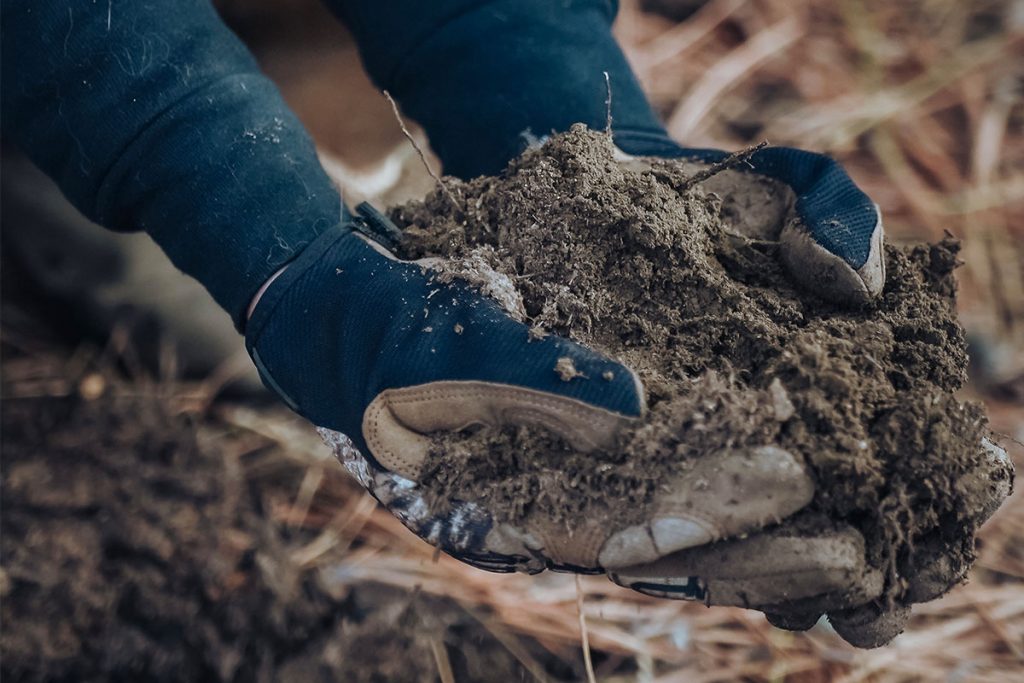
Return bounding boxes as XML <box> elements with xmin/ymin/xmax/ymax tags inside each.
<box><xmin>2</xmin><ymin>0</ymin><xmax>343</xmax><ymax>325</ymax></box>
<box><xmin>326</xmin><ymin>0</ymin><xmax>672</xmax><ymax>179</ymax></box>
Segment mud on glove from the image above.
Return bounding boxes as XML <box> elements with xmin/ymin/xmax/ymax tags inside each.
<box><xmin>613</xmin><ymin>136</ymin><xmax>886</xmax><ymax>305</ymax></box>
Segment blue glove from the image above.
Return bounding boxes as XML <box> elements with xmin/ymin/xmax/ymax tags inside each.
<box><xmin>247</xmin><ymin>205</ymin><xmax>816</xmax><ymax>573</ymax></box>
<box><xmin>613</xmin><ymin>132</ymin><xmax>886</xmax><ymax>304</ymax></box>
<box><xmin>245</xmin><ymin>204</ymin><xmax>639</xmax><ymax>571</ymax></box>
<box><xmin>245</xmin><ymin>204</ymin><xmax>643</xmax><ymax>469</ymax></box>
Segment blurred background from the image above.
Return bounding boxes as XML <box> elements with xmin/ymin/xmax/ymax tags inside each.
<box><xmin>2</xmin><ymin>0</ymin><xmax>1022</xmax><ymax>680</ymax></box>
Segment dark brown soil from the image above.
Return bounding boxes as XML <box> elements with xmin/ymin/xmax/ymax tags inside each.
<box><xmin>393</xmin><ymin>125</ymin><xmax>1008</xmax><ymax>596</ymax></box>
<box><xmin>0</xmin><ymin>365</ymin><xmax>541</xmax><ymax>682</ymax></box>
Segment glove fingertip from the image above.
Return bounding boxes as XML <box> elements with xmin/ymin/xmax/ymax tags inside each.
<box><xmin>828</xmin><ymin>603</ymin><xmax>910</xmax><ymax>648</ymax></box>
<box><xmin>779</xmin><ymin>214</ymin><xmax>885</xmax><ymax>305</ymax></box>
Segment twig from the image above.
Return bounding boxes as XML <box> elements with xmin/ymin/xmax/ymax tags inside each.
<box><xmin>382</xmin><ymin>90</ymin><xmax>460</xmax><ymax>210</ymax></box>
<box><xmin>678</xmin><ymin>140</ymin><xmax>768</xmax><ymax>191</ymax></box>
<box><xmin>603</xmin><ymin>71</ymin><xmax>613</xmax><ymax>137</ymax></box>
<box><xmin>430</xmin><ymin>637</ymin><xmax>456</xmax><ymax>683</ymax></box>
<box><xmin>575</xmin><ymin>575</ymin><xmax>597</xmax><ymax>683</ymax></box>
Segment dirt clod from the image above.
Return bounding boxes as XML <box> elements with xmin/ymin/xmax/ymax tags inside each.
<box><xmin>393</xmin><ymin>125</ymin><xmax>1009</xmax><ymax>601</ymax></box>
<box><xmin>555</xmin><ymin>356</ymin><xmax>585</xmax><ymax>381</ymax></box>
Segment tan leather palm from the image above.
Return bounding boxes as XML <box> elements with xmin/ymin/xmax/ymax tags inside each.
<box><xmin>362</xmin><ymin>380</ymin><xmax>638</xmax><ymax>480</ymax></box>
<box><xmin>464</xmin><ymin>445</ymin><xmax>816</xmax><ymax>570</ymax></box>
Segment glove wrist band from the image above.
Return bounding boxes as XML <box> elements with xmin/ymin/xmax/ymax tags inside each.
<box><xmin>243</xmin><ymin>223</ymin><xmax>353</xmax><ymax>339</ymax></box>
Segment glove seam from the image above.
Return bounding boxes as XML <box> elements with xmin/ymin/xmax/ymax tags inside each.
<box><xmin>244</xmin><ymin>223</ymin><xmax>353</xmax><ymax>341</ymax></box>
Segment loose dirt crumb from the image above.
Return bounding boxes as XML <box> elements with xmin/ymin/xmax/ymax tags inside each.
<box><xmin>555</xmin><ymin>356</ymin><xmax>586</xmax><ymax>381</ymax></box>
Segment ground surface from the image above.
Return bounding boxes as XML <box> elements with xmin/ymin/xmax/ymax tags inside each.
<box><xmin>0</xmin><ymin>344</ymin><xmax>544</xmax><ymax>683</ymax></box>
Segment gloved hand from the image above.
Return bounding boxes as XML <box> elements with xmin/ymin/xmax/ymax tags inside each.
<box><xmin>247</xmin><ymin>203</ymin><xmax>817</xmax><ymax>573</ymax></box>
<box><xmin>608</xmin><ymin>436</ymin><xmax>1012</xmax><ymax>647</ymax></box>
<box><xmin>613</xmin><ymin>134</ymin><xmax>886</xmax><ymax>304</ymax></box>
<box><xmin>600</xmin><ymin>143</ymin><xmax>1013</xmax><ymax>645</ymax></box>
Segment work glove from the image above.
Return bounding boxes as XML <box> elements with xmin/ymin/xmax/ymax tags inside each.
<box><xmin>246</xmin><ymin>203</ymin><xmax>817</xmax><ymax>573</ymax></box>
<box><xmin>603</xmin><ymin>139</ymin><xmax>1014</xmax><ymax>645</ymax></box>
<box><xmin>609</xmin><ymin>438</ymin><xmax>1012</xmax><ymax>647</ymax></box>
<box><xmin>613</xmin><ymin>134</ymin><xmax>886</xmax><ymax>305</ymax></box>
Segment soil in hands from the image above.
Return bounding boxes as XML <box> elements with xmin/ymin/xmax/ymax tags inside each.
<box><xmin>393</xmin><ymin>125</ymin><xmax>1008</xmax><ymax>597</ymax></box>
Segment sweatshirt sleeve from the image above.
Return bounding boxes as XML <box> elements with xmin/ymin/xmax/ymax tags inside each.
<box><xmin>1</xmin><ymin>0</ymin><xmax>345</xmax><ymax>326</ymax></box>
<box><xmin>323</xmin><ymin>0</ymin><xmax>671</xmax><ymax>179</ymax></box>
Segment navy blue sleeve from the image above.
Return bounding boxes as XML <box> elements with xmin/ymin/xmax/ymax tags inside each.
<box><xmin>325</xmin><ymin>0</ymin><xmax>669</xmax><ymax>179</ymax></box>
<box><xmin>1</xmin><ymin>1</ymin><xmax>345</xmax><ymax>326</ymax></box>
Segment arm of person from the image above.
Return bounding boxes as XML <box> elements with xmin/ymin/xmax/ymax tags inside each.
<box><xmin>2</xmin><ymin>0</ymin><xmax>343</xmax><ymax>327</ymax></box>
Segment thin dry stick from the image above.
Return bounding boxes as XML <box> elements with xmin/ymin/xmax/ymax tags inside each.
<box><xmin>603</xmin><ymin>71</ymin><xmax>613</xmax><ymax>137</ymax></box>
<box><xmin>430</xmin><ymin>637</ymin><xmax>456</xmax><ymax>683</ymax></box>
<box><xmin>575</xmin><ymin>575</ymin><xmax>598</xmax><ymax>683</ymax></box>
<box><xmin>678</xmin><ymin>140</ymin><xmax>768</xmax><ymax>191</ymax></box>
<box><xmin>382</xmin><ymin>90</ymin><xmax>460</xmax><ymax>209</ymax></box>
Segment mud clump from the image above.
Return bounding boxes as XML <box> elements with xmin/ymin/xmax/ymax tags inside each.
<box><xmin>393</xmin><ymin>125</ymin><xmax>1009</xmax><ymax>598</ymax></box>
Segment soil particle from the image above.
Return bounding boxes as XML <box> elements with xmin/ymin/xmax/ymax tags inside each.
<box><xmin>393</xmin><ymin>125</ymin><xmax>1006</xmax><ymax>598</ymax></box>
<box><xmin>555</xmin><ymin>356</ymin><xmax>585</xmax><ymax>381</ymax></box>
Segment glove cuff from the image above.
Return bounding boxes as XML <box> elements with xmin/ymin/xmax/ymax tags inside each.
<box><xmin>244</xmin><ymin>222</ymin><xmax>354</xmax><ymax>340</ymax></box>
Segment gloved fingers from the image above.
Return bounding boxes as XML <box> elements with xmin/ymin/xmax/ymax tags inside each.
<box><xmin>322</xmin><ymin>423</ymin><xmax>817</xmax><ymax>573</ymax></box>
<box><xmin>715</xmin><ymin>146</ymin><xmax>887</xmax><ymax>305</ymax></box>
<box><xmin>815</xmin><ymin>439</ymin><xmax>1013</xmax><ymax>645</ymax></box>
<box><xmin>617</xmin><ymin>145</ymin><xmax>886</xmax><ymax>304</ymax></box>
<box><xmin>900</xmin><ymin>438</ymin><xmax>1012</xmax><ymax>603</ymax></box>
<box><xmin>764</xmin><ymin>609</ymin><xmax>823</xmax><ymax>632</ymax></box>
<box><xmin>778</xmin><ymin>207</ymin><xmax>886</xmax><ymax>306</ymax></box>
<box><xmin>966</xmin><ymin>437</ymin><xmax>1015</xmax><ymax>524</ymax></box>
<box><xmin>504</xmin><ymin>445</ymin><xmax>815</xmax><ymax>570</ymax></box>
<box><xmin>607</xmin><ymin>521</ymin><xmax>885</xmax><ymax>610</ymax></box>
<box><xmin>827</xmin><ymin>602</ymin><xmax>912</xmax><ymax>649</ymax></box>
<box><xmin>889</xmin><ymin>530</ymin><xmax>972</xmax><ymax>608</ymax></box>
<box><xmin>597</xmin><ymin>446</ymin><xmax>813</xmax><ymax>569</ymax></box>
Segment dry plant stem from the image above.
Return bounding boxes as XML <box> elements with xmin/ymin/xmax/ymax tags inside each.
<box><xmin>430</xmin><ymin>636</ymin><xmax>456</xmax><ymax>683</ymax></box>
<box><xmin>575</xmin><ymin>575</ymin><xmax>598</xmax><ymax>683</ymax></box>
<box><xmin>679</xmin><ymin>139</ymin><xmax>769</xmax><ymax>191</ymax></box>
<box><xmin>603</xmin><ymin>70</ymin><xmax>613</xmax><ymax>137</ymax></box>
<box><xmin>382</xmin><ymin>89</ymin><xmax>461</xmax><ymax>210</ymax></box>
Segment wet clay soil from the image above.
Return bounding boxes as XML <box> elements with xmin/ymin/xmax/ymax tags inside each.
<box><xmin>394</xmin><ymin>126</ymin><xmax>1010</xmax><ymax>595</ymax></box>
